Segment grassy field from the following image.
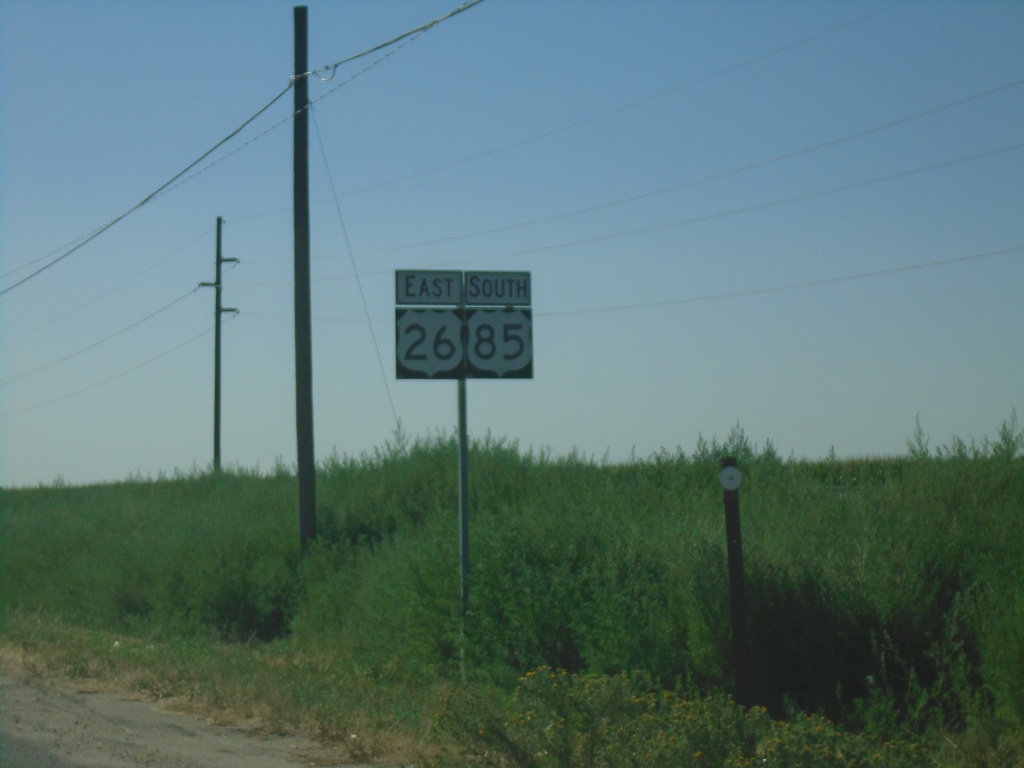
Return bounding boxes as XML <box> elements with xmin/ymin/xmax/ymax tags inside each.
<box><xmin>2</xmin><ymin>415</ymin><xmax>1022</xmax><ymax>766</ymax></box>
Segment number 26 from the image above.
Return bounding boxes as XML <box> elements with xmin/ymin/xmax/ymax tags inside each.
<box><xmin>405</xmin><ymin>323</ymin><xmax>458</xmax><ymax>361</ymax></box>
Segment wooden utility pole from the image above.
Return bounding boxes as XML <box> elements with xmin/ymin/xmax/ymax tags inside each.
<box><xmin>294</xmin><ymin>5</ymin><xmax>317</xmax><ymax>549</ymax></box>
<box><xmin>212</xmin><ymin>217</ymin><xmax>238</xmax><ymax>471</ymax></box>
<box><xmin>200</xmin><ymin>216</ymin><xmax>237</xmax><ymax>472</ymax></box>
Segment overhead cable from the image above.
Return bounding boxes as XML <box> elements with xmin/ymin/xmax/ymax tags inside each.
<box><xmin>260</xmin><ymin>142</ymin><xmax>1017</xmax><ymax>286</ymax></box>
<box><xmin>2</xmin><ymin>288</ymin><xmax>201</xmax><ymax>385</ymax></box>
<box><xmin>537</xmin><ymin>246</ymin><xmax>1024</xmax><ymax>317</ymax></box>
<box><xmin>2</xmin><ymin>325</ymin><xmax>216</xmax><ymax>416</ymax></box>
<box><xmin>352</xmin><ymin>80</ymin><xmax>1024</xmax><ymax>257</ymax></box>
<box><xmin>155</xmin><ymin>38</ymin><xmax>417</xmax><ymax>203</ymax></box>
<box><xmin>161</xmin><ymin>1</ymin><xmax>470</xmax><ymax>202</ymax></box>
<box><xmin>339</xmin><ymin>0</ymin><xmax>909</xmax><ymax>197</ymax></box>
<box><xmin>0</xmin><ymin>86</ymin><xmax>292</xmax><ymax>297</ymax></box>
<box><xmin>4</xmin><ymin>228</ymin><xmax>214</xmax><ymax>343</ymax></box>
<box><xmin>311</xmin><ymin>104</ymin><xmax>399</xmax><ymax>426</ymax></box>
<box><xmin>1</xmin><ymin>229</ymin><xmax>97</xmax><ymax>280</ymax></box>
<box><xmin>221</xmin><ymin>141</ymin><xmax>1022</xmax><ymax>292</ymax></box>
<box><xmin>299</xmin><ymin>0</ymin><xmax>488</xmax><ymax>82</ymax></box>
<box><xmin>229</xmin><ymin>78</ymin><xmax>1022</xmax><ymax>271</ymax></box>
<box><xmin>211</xmin><ymin>246</ymin><xmax>1023</xmax><ymax>321</ymax></box>
<box><xmin>431</xmin><ymin>143</ymin><xmax>1024</xmax><ymax>268</ymax></box>
<box><xmin>2</xmin><ymin>0</ymin><xmax>489</xmax><ymax>297</ymax></box>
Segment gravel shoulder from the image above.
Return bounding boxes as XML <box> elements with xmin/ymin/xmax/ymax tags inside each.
<box><xmin>0</xmin><ymin>671</ymin><xmax>367</xmax><ymax>768</ymax></box>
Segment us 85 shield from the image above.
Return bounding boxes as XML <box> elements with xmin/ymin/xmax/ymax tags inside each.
<box><xmin>465</xmin><ymin>309</ymin><xmax>532</xmax><ymax>378</ymax></box>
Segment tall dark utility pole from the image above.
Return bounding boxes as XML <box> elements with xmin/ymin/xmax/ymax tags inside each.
<box><xmin>200</xmin><ymin>216</ymin><xmax>237</xmax><ymax>472</ymax></box>
<box><xmin>293</xmin><ymin>5</ymin><xmax>317</xmax><ymax>550</ymax></box>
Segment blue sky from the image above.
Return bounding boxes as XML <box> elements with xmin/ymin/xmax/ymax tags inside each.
<box><xmin>2</xmin><ymin>0</ymin><xmax>1022</xmax><ymax>487</ymax></box>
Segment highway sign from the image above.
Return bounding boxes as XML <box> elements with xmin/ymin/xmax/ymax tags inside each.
<box><xmin>466</xmin><ymin>309</ymin><xmax>532</xmax><ymax>378</ymax></box>
<box><xmin>395</xmin><ymin>309</ymin><xmax>464</xmax><ymax>379</ymax></box>
<box><xmin>396</xmin><ymin>270</ymin><xmax>463</xmax><ymax>305</ymax></box>
<box><xmin>394</xmin><ymin>269</ymin><xmax>533</xmax><ymax>379</ymax></box>
<box><xmin>465</xmin><ymin>271</ymin><xmax>531</xmax><ymax>306</ymax></box>
<box><xmin>395</xmin><ymin>309</ymin><xmax>533</xmax><ymax>379</ymax></box>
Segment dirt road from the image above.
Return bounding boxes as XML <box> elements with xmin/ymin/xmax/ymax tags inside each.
<box><xmin>0</xmin><ymin>673</ymin><xmax>371</xmax><ymax>768</ymax></box>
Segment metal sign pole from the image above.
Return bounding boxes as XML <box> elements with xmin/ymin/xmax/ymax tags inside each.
<box><xmin>457</xmin><ymin>295</ymin><xmax>470</xmax><ymax>618</ymax></box>
<box><xmin>393</xmin><ymin>268</ymin><xmax>534</xmax><ymax>680</ymax></box>
<box><xmin>456</xmin><ymin>293</ymin><xmax>471</xmax><ymax>682</ymax></box>
<box><xmin>457</xmin><ymin>377</ymin><xmax>470</xmax><ymax>604</ymax></box>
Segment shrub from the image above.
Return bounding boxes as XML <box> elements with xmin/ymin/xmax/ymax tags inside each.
<box><xmin>3</xmin><ymin>414</ymin><xmax>1022</xmax><ymax>763</ymax></box>
<box><xmin>433</xmin><ymin>668</ymin><xmax>931</xmax><ymax>767</ymax></box>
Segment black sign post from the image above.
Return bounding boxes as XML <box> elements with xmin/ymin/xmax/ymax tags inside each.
<box><xmin>720</xmin><ymin>457</ymin><xmax>751</xmax><ymax>707</ymax></box>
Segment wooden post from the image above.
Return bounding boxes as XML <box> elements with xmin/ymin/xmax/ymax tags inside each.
<box><xmin>294</xmin><ymin>5</ymin><xmax>317</xmax><ymax>550</ymax></box>
<box><xmin>722</xmin><ymin>456</ymin><xmax>751</xmax><ymax>706</ymax></box>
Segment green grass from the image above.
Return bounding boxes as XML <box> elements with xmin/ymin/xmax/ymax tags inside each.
<box><xmin>1</xmin><ymin>413</ymin><xmax>1022</xmax><ymax>766</ymax></box>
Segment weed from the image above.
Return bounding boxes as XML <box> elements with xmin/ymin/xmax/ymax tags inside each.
<box><xmin>2</xmin><ymin>413</ymin><xmax>1022</xmax><ymax>764</ymax></box>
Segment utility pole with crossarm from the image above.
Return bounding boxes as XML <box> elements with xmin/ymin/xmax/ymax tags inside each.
<box><xmin>199</xmin><ymin>215</ymin><xmax>238</xmax><ymax>472</ymax></box>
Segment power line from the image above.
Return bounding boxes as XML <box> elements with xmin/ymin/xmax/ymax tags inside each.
<box><xmin>272</xmin><ymin>142</ymin><xmax>1017</xmax><ymax>285</ymax></box>
<box><xmin>310</xmin><ymin>29</ymin><xmax>427</xmax><ymax>107</ymax></box>
<box><xmin>6</xmin><ymin>0</ymin><xmax>906</xmax><ymax>298</ymax></box>
<box><xmin>241</xmin><ymin>312</ymin><xmax>363</xmax><ymax>324</ymax></box>
<box><xmin>221</xmin><ymin>141</ymin><xmax>1021</xmax><ymax>292</ymax></box>
<box><xmin>2</xmin><ymin>288</ymin><xmax>201</xmax><ymax>385</ymax></box>
<box><xmin>225</xmin><ymin>78</ymin><xmax>1022</xmax><ymax>276</ymax></box>
<box><xmin>311</xmin><ymin>103</ymin><xmax>399</xmax><ymax>427</ymax></box>
<box><xmin>1</xmin><ymin>0</ymin><xmax>487</xmax><ymax>297</ymax></box>
<box><xmin>3</xmin><ymin>228</ymin><xmax>214</xmax><ymax>343</ymax></box>
<box><xmin>1</xmin><ymin>325</ymin><xmax>216</xmax><ymax>417</ymax></box>
<box><xmin>0</xmin><ymin>85</ymin><xmax>293</xmax><ymax>297</ymax></box>
<box><xmin>537</xmin><ymin>246</ymin><xmax>1023</xmax><ymax>318</ymax></box>
<box><xmin>149</xmin><ymin>37</ymin><xmax>426</xmax><ymax>216</ymax></box>
<box><xmin>335</xmin><ymin>0</ymin><xmax>910</xmax><ymax>198</ymax></box>
<box><xmin>423</xmin><ymin>143</ymin><xmax>1023</xmax><ymax>269</ymax></box>
<box><xmin>146</xmin><ymin>1</ymin><xmax>490</xmax><ymax>219</ymax></box>
<box><xmin>1</xmin><ymin>228</ymin><xmax>100</xmax><ymax>281</ymax></box>
<box><xmin>349</xmin><ymin>80</ymin><xmax>1023</xmax><ymax>258</ymax></box>
<box><xmin>9</xmin><ymin>138</ymin><xmax>1009</xmax><ymax>400</ymax></box>
<box><xmin>23</xmin><ymin>69</ymin><xmax>1005</xmax><ymax>298</ymax></box>
<box><xmin>301</xmin><ymin>0</ymin><xmax>488</xmax><ymax>82</ymax></box>
<box><xmin>229</xmin><ymin>246</ymin><xmax>1021</xmax><ymax>326</ymax></box>
<box><xmin>154</xmin><ymin>37</ymin><xmax>432</xmax><ymax>228</ymax></box>
<box><xmin>214</xmin><ymin>3</ymin><xmax>927</xmax><ymax>235</ymax></box>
